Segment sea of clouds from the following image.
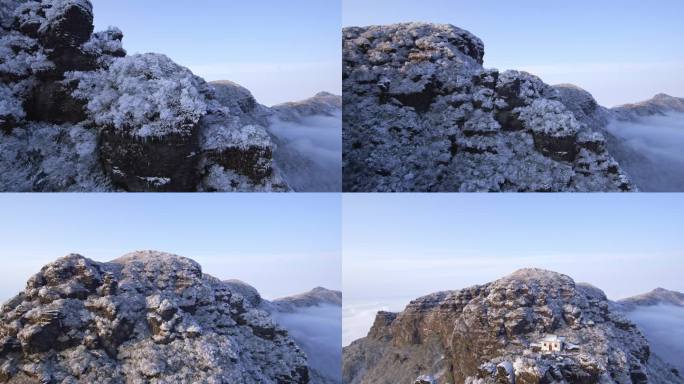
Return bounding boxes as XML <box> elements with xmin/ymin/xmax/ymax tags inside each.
<box><xmin>272</xmin><ymin>304</ymin><xmax>342</xmax><ymax>382</ymax></box>
<box><xmin>606</xmin><ymin>112</ymin><xmax>684</xmax><ymax>191</ymax></box>
<box><xmin>625</xmin><ymin>304</ymin><xmax>684</xmax><ymax>373</ymax></box>
<box><xmin>268</xmin><ymin>112</ymin><xmax>341</xmax><ymax>192</ymax></box>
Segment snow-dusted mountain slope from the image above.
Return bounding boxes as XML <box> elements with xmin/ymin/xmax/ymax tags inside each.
<box><xmin>343</xmin><ymin>269</ymin><xmax>682</xmax><ymax>384</ymax></box>
<box><xmin>223</xmin><ymin>281</ymin><xmax>343</xmax><ymax>384</ymax></box>
<box><xmin>555</xmin><ymin>87</ymin><xmax>684</xmax><ymax>191</ymax></box>
<box><xmin>0</xmin><ymin>251</ymin><xmax>311</xmax><ymax>383</ymax></box>
<box><xmin>342</xmin><ymin>23</ymin><xmax>634</xmax><ymax>192</ymax></box>
<box><xmin>0</xmin><ymin>0</ymin><xmax>339</xmax><ymax>192</ymax></box>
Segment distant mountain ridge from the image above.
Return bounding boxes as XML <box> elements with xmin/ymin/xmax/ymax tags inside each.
<box><xmin>618</xmin><ymin>287</ymin><xmax>684</xmax><ymax>310</ymax></box>
<box><xmin>272</xmin><ymin>92</ymin><xmax>342</xmax><ymax>121</ymax></box>
<box><xmin>612</xmin><ymin>94</ymin><xmax>684</xmax><ymax>120</ymax></box>
<box><xmin>273</xmin><ymin>286</ymin><xmax>343</xmax><ymax>310</ymax></box>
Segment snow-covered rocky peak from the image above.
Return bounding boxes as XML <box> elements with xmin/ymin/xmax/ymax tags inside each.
<box><xmin>342</xmin><ymin>22</ymin><xmax>634</xmax><ymax>192</ymax></box>
<box><xmin>343</xmin><ymin>269</ymin><xmax>683</xmax><ymax>384</ymax></box>
<box><xmin>0</xmin><ymin>0</ymin><xmax>299</xmax><ymax>191</ymax></box>
<box><xmin>0</xmin><ymin>251</ymin><xmax>311</xmax><ymax>383</ymax></box>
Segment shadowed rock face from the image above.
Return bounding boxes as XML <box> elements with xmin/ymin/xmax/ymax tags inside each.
<box><xmin>342</xmin><ymin>22</ymin><xmax>634</xmax><ymax>192</ymax></box>
<box><xmin>0</xmin><ymin>251</ymin><xmax>309</xmax><ymax>383</ymax></box>
<box><xmin>343</xmin><ymin>269</ymin><xmax>683</xmax><ymax>384</ymax></box>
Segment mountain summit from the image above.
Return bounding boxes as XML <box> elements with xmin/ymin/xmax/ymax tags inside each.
<box><xmin>343</xmin><ymin>268</ymin><xmax>682</xmax><ymax>384</ymax></box>
<box><xmin>0</xmin><ymin>251</ymin><xmax>310</xmax><ymax>383</ymax></box>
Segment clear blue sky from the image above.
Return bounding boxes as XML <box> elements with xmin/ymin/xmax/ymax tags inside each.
<box><xmin>343</xmin><ymin>0</ymin><xmax>684</xmax><ymax>107</ymax></box>
<box><xmin>0</xmin><ymin>194</ymin><xmax>340</xmax><ymax>303</ymax></box>
<box><xmin>92</xmin><ymin>0</ymin><xmax>341</xmax><ymax>106</ymax></box>
<box><xmin>344</xmin><ymin>193</ymin><xmax>684</xmax><ymax>302</ymax></box>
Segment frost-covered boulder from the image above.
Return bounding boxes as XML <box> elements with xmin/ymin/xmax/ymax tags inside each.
<box><xmin>342</xmin><ymin>22</ymin><xmax>634</xmax><ymax>191</ymax></box>
<box><xmin>67</xmin><ymin>53</ymin><xmax>208</xmax><ymax>191</ymax></box>
<box><xmin>0</xmin><ymin>251</ymin><xmax>310</xmax><ymax>383</ymax></box>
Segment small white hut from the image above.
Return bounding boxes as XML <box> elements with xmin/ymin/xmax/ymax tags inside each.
<box><xmin>540</xmin><ymin>334</ymin><xmax>565</xmax><ymax>352</ymax></box>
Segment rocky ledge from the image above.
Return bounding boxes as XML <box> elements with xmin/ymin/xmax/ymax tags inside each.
<box><xmin>342</xmin><ymin>22</ymin><xmax>634</xmax><ymax>192</ymax></box>
<box><xmin>0</xmin><ymin>251</ymin><xmax>310</xmax><ymax>383</ymax></box>
<box><xmin>343</xmin><ymin>268</ymin><xmax>682</xmax><ymax>384</ymax></box>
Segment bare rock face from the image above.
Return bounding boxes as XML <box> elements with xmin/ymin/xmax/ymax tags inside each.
<box><xmin>342</xmin><ymin>22</ymin><xmax>634</xmax><ymax>192</ymax></box>
<box><xmin>342</xmin><ymin>269</ymin><xmax>683</xmax><ymax>384</ymax></box>
<box><xmin>0</xmin><ymin>251</ymin><xmax>310</xmax><ymax>383</ymax></box>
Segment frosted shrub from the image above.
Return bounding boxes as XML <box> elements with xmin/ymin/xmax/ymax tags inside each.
<box><xmin>67</xmin><ymin>53</ymin><xmax>208</xmax><ymax>137</ymax></box>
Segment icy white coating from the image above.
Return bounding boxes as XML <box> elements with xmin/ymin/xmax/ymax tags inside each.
<box><xmin>0</xmin><ymin>251</ymin><xmax>310</xmax><ymax>383</ymax></box>
<box><xmin>67</xmin><ymin>53</ymin><xmax>208</xmax><ymax>138</ymax></box>
<box><xmin>0</xmin><ymin>32</ymin><xmax>54</xmax><ymax>78</ymax></box>
<box><xmin>342</xmin><ymin>23</ymin><xmax>634</xmax><ymax>192</ymax></box>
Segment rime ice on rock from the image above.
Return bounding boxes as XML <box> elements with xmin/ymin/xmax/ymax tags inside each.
<box><xmin>342</xmin><ymin>22</ymin><xmax>635</xmax><ymax>192</ymax></box>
